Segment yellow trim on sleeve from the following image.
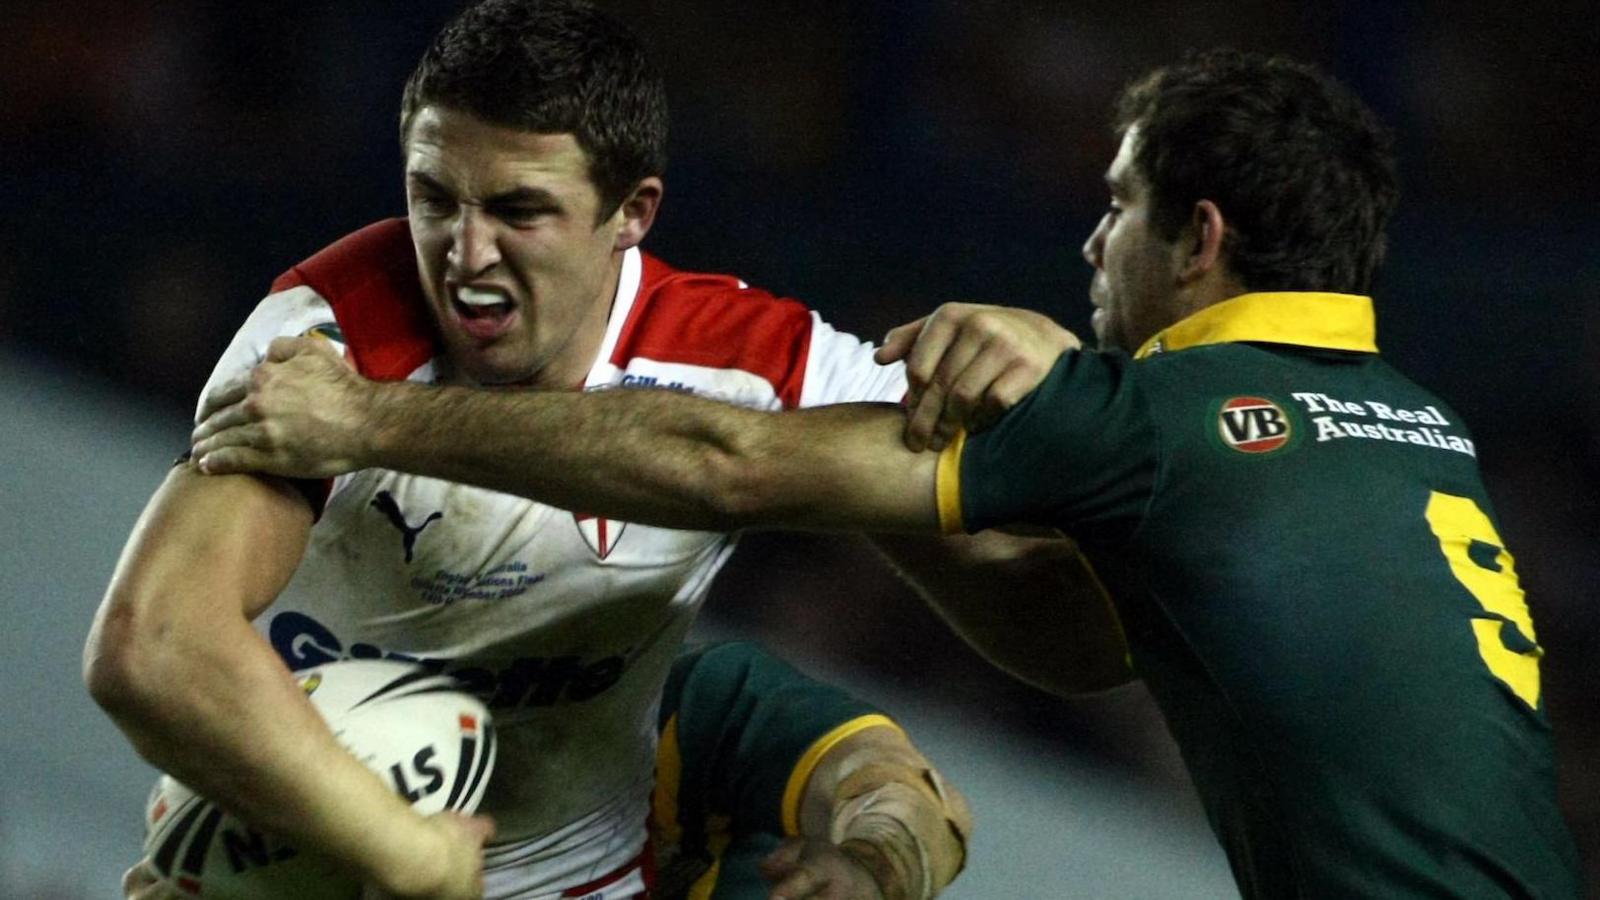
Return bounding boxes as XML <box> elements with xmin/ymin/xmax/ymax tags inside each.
<box><xmin>1135</xmin><ymin>292</ymin><xmax>1377</xmax><ymax>360</ymax></box>
<box><xmin>780</xmin><ymin>714</ymin><xmax>903</xmax><ymax>837</ymax></box>
<box><xmin>687</xmin><ymin>858</ymin><xmax>721</xmax><ymax>900</ymax></box>
<box><xmin>687</xmin><ymin>817</ymin><xmax>735</xmax><ymax>900</ymax></box>
<box><xmin>935</xmin><ymin>430</ymin><xmax>968</xmax><ymax>535</ymax></box>
<box><xmin>652</xmin><ymin>715</ymin><xmax>685</xmax><ymax>845</ymax></box>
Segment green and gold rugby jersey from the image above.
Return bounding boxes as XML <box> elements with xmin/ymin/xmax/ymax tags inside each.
<box><xmin>651</xmin><ymin>642</ymin><xmax>896</xmax><ymax>900</ymax></box>
<box><xmin>939</xmin><ymin>293</ymin><xmax>1582</xmax><ymax>898</ymax></box>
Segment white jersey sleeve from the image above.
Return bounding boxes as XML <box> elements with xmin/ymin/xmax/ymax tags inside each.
<box><xmin>797</xmin><ymin>312</ymin><xmax>908</xmax><ymax>408</ymax></box>
<box><xmin>195</xmin><ymin>286</ymin><xmax>339</xmax><ymax>426</ymax></box>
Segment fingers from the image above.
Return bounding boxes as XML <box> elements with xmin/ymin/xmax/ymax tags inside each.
<box><xmin>889</xmin><ymin>303</ymin><xmax>1079</xmax><ymax>451</ymax></box>
<box><xmin>123</xmin><ymin>860</ymin><xmax>177</xmax><ymax>900</ymax></box>
<box><xmin>895</xmin><ymin>307</ymin><xmax>966</xmax><ymax>452</ymax></box>
<box><xmin>192</xmin><ymin>398</ymin><xmax>256</xmax><ymax>444</ymax></box>
<box><xmin>190</xmin><ymin>340</ymin><xmax>368</xmax><ymax>477</ymax></box>
<box><xmin>900</xmin><ymin>307</ymin><xmax>963</xmax><ymax>397</ymax></box>
<box><xmin>192</xmin><ymin>405</ymin><xmax>286</xmax><ymax>476</ymax></box>
<box><xmin>267</xmin><ymin>335</ymin><xmax>335</xmax><ymax>363</ymax></box>
<box><xmin>122</xmin><ymin>862</ymin><xmax>153</xmax><ymax>895</ymax></box>
<box><xmin>874</xmin><ymin>316</ymin><xmax>927</xmax><ymax>366</ymax></box>
<box><xmin>194</xmin><ymin>445</ymin><xmax>274</xmax><ymax>477</ymax></box>
<box><xmin>902</xmin><ymin>333</ymin><xmax>984</xmax><ymax>452</ymax></box>
<box><xmin>195</xmin><ymin>375</ymin><xmax>251</xmax><ymax>426</ymax></box>
<box><xmin>758</xmin><ymin>837</ymin><xmax>806</xmax><ymax>878</ymax></box>
<box><xmin>931</xmin><ymin>340</ymin><xmax>1014</xmax><ymax>448</ymax></box>
<box><xmin>192</xmin><ymin>415</ymin><xmax>265</xmax><ymax>458</ymax></box>
<box><xmin>760</xmin><ymin>839</ymin><xmax>860</xmax><ymax>900</ymax></box>
<box><xmin>431</xmin><ymin>811</ymin><xmax>493</xmax><ymax>899</ymax></box>
<box><xmin>767</xmin><ymin>868</ymin><xmax>825</xmax><ymax>900</ymax></box>
<box><xmin>457</xmin><ymin>812</ymin><xmax>497</xmax><ymax>846</ymax></box>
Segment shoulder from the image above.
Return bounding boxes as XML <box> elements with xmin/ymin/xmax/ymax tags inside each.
<box><xmin>271</xmin><ymin>218</ymin><xmax>417</xmax><ymax>301</ymax></box>
<box><xmin>270</xmin><ymin>219</ymin><xmax>437</xmax><ymax>381</ymax></box>
<box><xmin>605</xmin><ymin>255</ymin><xmax>825</xmax><ymax>404</ymax></box>
<box><xmin>618</xmin><ymin>256</ymin><xmax>816</xmax><ymax>358</ymax></box>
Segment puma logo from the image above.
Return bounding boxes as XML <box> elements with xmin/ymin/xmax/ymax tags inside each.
<box><xmin>370</xmin><ymin>490</ymin><xmax>443</xmax><ymax>563</ymax></box>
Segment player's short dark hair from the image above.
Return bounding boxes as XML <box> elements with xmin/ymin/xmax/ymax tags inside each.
<box><xmin>1114</xmin><ymin>49</ymin><xmax>1399</xmax><ymax>293</ymax></box>
<box><xmin>400</xmin><ymin>0</ymin><xmax>669</xmax><ymax>222</ymax></box>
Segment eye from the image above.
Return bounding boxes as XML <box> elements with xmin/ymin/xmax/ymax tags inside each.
<box><xmin>493</xmin><ymin>205</ymin><xmax>555</xmax><ymax>226</ymax></box>
<box><xmin>412</xmin><ymin>194</ymin><xmax>455</xmax><ymax>217</ymax></box>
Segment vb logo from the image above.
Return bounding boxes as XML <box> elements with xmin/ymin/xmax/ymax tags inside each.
<box><xmin>1218</xmin><ymin>396</ymin><xmax>1291</xmax><ymax>454</ymax></box>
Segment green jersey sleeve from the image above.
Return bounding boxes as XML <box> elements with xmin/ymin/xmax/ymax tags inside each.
<box><xmin>656</xmin><ymin>641</ymin><xmax>886</xmax><ymax>845</ymax></box>
<box><xmin>956</xmin><ymin>350</ymin><xmax>1159</xmax><ymax>540</ymax></box>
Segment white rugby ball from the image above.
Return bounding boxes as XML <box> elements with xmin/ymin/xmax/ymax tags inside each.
<box><xmin>142</xmin><ymin>660</ymin><xmax>497</xmax><ymax>899</ymax></box>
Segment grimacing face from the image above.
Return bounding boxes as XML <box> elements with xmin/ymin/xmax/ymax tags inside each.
<box><xmin>404</xmin><ymin>105</ymin><xmax>632</xmax><ymax>388</ymax></box>
<box><xmin>1081</xmin><ymin>125</ymin><xmax>1188</xmax><ymax>353</ymax></box>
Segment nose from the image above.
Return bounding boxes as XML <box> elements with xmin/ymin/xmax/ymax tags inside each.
<box><xmin>448</xmin><ymin>206</ymin><xmax>502</xmax><ymax>277</ymax></box>
<box><xmin>1082</xmin><ymin>216</ymin><xmax>1107</xmax><ymax>269</ymax></box>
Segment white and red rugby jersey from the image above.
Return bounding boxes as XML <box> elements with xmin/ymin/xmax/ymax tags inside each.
<box><xmin>196</xmin><ymin>219</ymin><xmax>906</xmax><ymax>897</ymax></box>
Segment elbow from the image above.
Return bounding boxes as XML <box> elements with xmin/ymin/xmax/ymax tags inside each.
<box><xmin>83</xmin><ymin>603</ymin><xmax>152</xmax><ymax>718</ymax></box>
<box><xmin>83</xmin><ymin>593</ymin><xmax>186</xmax><ymax>727</ymax></box>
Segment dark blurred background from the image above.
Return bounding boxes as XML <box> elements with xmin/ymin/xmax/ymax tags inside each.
<box><xmin>3</xmin><ymin>0</ymin><xmax>1596</xmax><ymax>895</ymax></box>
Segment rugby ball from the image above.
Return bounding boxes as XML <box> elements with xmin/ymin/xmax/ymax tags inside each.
<box><xmin>142</xmin><ymin>660</ymin><xmax>497</xmax><ymax>898</ymax></box>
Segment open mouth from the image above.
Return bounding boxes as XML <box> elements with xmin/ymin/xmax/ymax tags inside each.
<box><xmin>452</xmin><ymin>286</ymin><xmax>519</xmax><ymax>340</ymax></box>
<box><xmin>455</xmin><ymin>286</ymin><xmax>513</xmax><ymax>317</ymax></box>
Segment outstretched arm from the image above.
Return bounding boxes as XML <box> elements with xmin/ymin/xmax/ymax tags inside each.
<box><xmin>85</xmin><ymin>465</ymin><xmax>490</xmax><ymax>899</ymax></box>
<box><xmin>192</xmin><ymin>338</ymin><xmax>942</xmax><ymax>534</ymax></box>
<box><xmin>191</xmin><ymin>300</ymin><xmax>1082</xmax><ymax>534</ymax></box>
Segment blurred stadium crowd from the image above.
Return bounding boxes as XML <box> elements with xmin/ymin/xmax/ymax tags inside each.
<box><xmin>4</xmin><ymin>0</ymin><xmax>1596</xmax><ymax>894</ymax></box>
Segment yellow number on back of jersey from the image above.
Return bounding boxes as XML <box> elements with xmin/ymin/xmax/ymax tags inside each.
<box><xmin>1425</xmin><ymin>491</ymin><xmax>1541</xmax><ymax>709</ymax></box>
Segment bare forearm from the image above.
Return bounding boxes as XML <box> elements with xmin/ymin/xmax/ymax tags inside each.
<box><xmin>193</xmin><ymin>341</ymin><xmax>941</xmax><ymax>532</ymax></box>
<box><xmin>363</xmin><ymin>383</ymin><xmax>942</xmax><ymax>533</ymax></box>
<box><xmin>872</xmin><ymin>531</ymin><xmax>1134</xmax><ymax>695</ymax></box>
<box><xmin>95</xmin><ymin>619</ymin><xmax>437</xmax><ymax>885</ymax></box>
<box><xmin>85</xmin><ymin>468</ymin><xmax>446</xmax><ymax>893</ymax></box>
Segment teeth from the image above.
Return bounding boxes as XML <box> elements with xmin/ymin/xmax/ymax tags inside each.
<box><xmin>457</xmin><ymin>287</ymin><xmax>508</xmax><ymax>307</ymax></box>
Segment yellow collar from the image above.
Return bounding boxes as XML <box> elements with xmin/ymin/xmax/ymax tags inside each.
<box><xmin>1132</xmin><ymin>292</ymin><xmax>1378</xmax><ymax>360</ymax></box>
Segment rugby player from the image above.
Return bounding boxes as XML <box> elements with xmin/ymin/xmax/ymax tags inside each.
<box><xmin>87</xmin><ymin>1</ymin><xmax>1113</xmax><ymax>898</ymax></box>
<box><xmin>194</xmin><ymin>50</ymin><xmax>1586</xmax><ymax>897</ymax></box>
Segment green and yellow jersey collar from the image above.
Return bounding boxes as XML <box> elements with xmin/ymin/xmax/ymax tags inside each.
<box><xmin>1133</xmin><ymin>292</ymin><xmax>1377</xmax><ymax>360</ymax></box>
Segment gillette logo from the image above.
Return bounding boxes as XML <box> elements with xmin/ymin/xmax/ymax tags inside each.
<box><xmin>269</xmin><ymin>611</ymin><xmax>628</xmax><ymax>708</ymax></box>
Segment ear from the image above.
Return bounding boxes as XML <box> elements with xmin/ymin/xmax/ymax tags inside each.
<box><xmin>611</xmin><ymin>176</ymin><xmax>663</xmax><ymax>252</ymax></box>
<box><xmin>1179</xmin><ymin>199</ymin><xmax>1226</xmax><ymax>284</ymax></box>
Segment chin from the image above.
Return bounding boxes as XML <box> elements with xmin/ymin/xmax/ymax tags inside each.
<box><xmin>470</xmin><ymin>363</ymin><xmax>541</xmax><ymax>388</ymax></box>
<box><xmin>447</xmin><ymin>353</ymin><xmax>526</xmax><ymax>388</ymax></box>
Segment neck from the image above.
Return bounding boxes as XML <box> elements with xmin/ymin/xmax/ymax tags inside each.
<box><xmin>1175</xmin><ymin>270</ymin><xmax>1248</xmax><ymax>322</ymax></box>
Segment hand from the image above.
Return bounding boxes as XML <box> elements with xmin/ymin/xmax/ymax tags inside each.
<box><xmin>366</xmin><ymin>812</ymin><xmax>496</xmax><ymax>900</ymax></box>
<box><xmin>758</xmin><ymin>837</ymin><xmax>886</xmax><ymax>900</ymax></box>
<box><xmin>874</xmin><ymin>302</ymin><xmax>1080</xmax><ymax>452</ymax></box>
<box><xmin>122</xmin><ymin>859</ymin><xmax>180</xmax><ymax>900</ymax></box>
<box><xmin>191</xmin><ymin>335</ymin><xmax>375</xmax><ymax>478</ymax></box>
